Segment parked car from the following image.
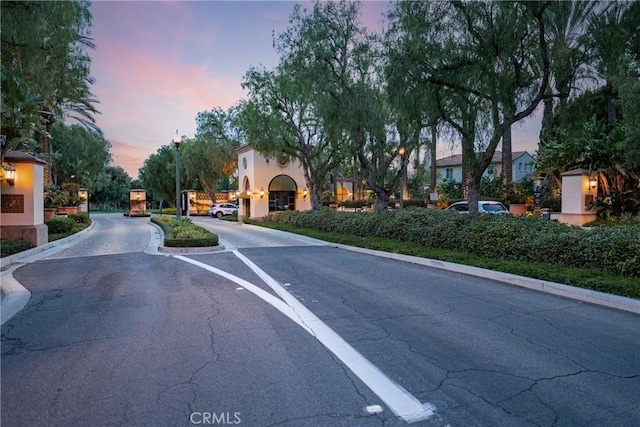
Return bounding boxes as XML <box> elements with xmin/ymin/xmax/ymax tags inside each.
<box><xmin>446</xmin><ymin>200</ymin><xmax>510</xmax><ymax>214</ymax></box>
<box><xmin>208</xmin><ymin>203</ymin><xmax>238</xmax><ymax>218</ymax></box>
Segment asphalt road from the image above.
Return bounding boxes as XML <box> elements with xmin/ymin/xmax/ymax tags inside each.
<box><xmin>1</xmin><ymin>214</ymin><xmax>639</xmax><ymax>426</ymax></box>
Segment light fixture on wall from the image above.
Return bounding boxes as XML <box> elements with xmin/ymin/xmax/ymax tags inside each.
<box><xmin>1</xmin><ymin>163</ymin><xmax>16</xmax><ymax>186</ymax></box>
<box><xmin>259</xmin><ymin>187</ymin><xmax>265</xmax><ymax>198</ymax></box>
<box><xmin>589</xmin><ymin>175</ymin><xmax>597</xmax><ymax>191</ymax></box>
<box><xmin>303</xmin><ymin>188</ymin><xmax>308</xmax><ymax>198</ymax></box>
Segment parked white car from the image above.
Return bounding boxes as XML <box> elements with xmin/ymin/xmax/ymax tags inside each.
<box><xmin>446</xmin><ymin>200</ymin><xmax>510</xmax><ymax>214</ymax></box>
<box><xmin>208</xmin><ymin>203</ymin><xmax>238</xmax><ymax>218</ymax></box>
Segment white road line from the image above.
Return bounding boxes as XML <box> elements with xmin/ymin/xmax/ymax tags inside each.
<box><xmin>173</xmin><ymin>255</ymin><xmax>312</xmax><ymax>333</ymax></box>
<box><xmin>231</xmin><ymin>250</ymin><xmax>435</xmax><ymax>423</ymax></box>
<box><xmin>173</xmin><ymin>252</ymin><xmax>435</xmax><ymax>423</ymax></box>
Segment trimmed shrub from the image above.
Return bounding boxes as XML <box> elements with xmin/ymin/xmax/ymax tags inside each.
<box><xmin>1</xmin><ymin>239</ymin><xmax>34</xmax><ymax>257</ymax></box>
<box><xmin>342</xmin><ymin>199</ymin><xmax>369</xmax><ymax>209</ymax></box>
<box><xmin>69</xmin><ymin>212</ymin><xmax>90</xmax><ymax>223</ymax></box>
<box><xmin>263</xmin><ymin>209</ymin><xmax>640</xmax><ymax>277</ymax></box>
<box><xmin>45</xmin><ymin>217</ymin><xmax>75</xmax><ymax>234</ymax></box>
<box><xmin>151</xmin><ymin>216</ymin><xmax>219</xmax><ymax>247</ymax></box>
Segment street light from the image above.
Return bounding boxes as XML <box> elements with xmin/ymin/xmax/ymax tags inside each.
<box><xmin>398</xmin><ymin>146</ymin><xmax>407</xmax><ymax>208</ymax></box>
<box><xmin>173</xmin><ymin>129</ymin><xmax>182</xmax><ymax>220</ymax></box>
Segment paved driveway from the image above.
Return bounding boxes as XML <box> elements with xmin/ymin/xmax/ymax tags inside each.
<box><xmin>2</xmin><ymin>214</ymin><xmax>639</xmax><ymax>426</ymax></box>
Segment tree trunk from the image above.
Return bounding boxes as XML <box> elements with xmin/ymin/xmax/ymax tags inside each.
<box><xmin>502</xmin><ymin>124</ymin><xmax>513</xmax><ymax>184</ymax></box>
<box><xmin>540</xmin><ymin>87</ymin><xmax>554</xmax><ymax>140</ymax></box>
<box><xmin>467</xmin><ymin>175</ymin><xmax>481</xmax><ymax>214</ymax></box>
<box><xmin>377</xmin><ymin>192</ymin><xmax>390</xmax><ymax>213</ymax></box>
<box><xmin>605</xmin><ymin>79</ymin><xmax>616</xmax><ymax>129</ymax></box>
<box><xmin>557</xmin><ymin>78</ymin><xmax>572</xmax><ymax>131</ymax></box>
<box><xmin>430</xmin><ymin>125</ymin><xmax>437</xmax><ymax>192</ymax></box>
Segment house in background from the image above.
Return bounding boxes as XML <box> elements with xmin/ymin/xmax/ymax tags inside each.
<box><xmin>434</xmin><ymin>151</ymin><xmax>536</xmax><ymax>184</ymax></box>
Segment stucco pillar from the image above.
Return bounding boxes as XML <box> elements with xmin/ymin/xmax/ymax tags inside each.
<box><xmin>1</xmin><ymin>151</ymin><xmax>48</xmax><ymax>246</ymax></box>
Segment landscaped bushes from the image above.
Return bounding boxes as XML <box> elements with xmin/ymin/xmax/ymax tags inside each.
<box><xmin>69</xmin><ymin>212</ymin><xmax>90</xmax><ymax>223</ymax></box>
<box><xmin>1</xmin><ymin>239</ymin><xmax>34</xmax><ymax>257</ymax></box>
<box><xmin>266</xmin><ymin>208</ymin><xmax>640</xmax><ymax>277</ymax></box>
<box><xmin>151</xmin><ymin>216</ymin><xmax>218</xmax><ymax>247</ymax></box>
<box><xmin>45</xmin><ymin>217</ymin><xmax>75</xmax><ymax>234</ymax></box>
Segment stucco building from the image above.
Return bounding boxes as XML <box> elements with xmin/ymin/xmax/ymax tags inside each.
<box><xmin>235</xmin><ymin>146</ymin><xmax>311</xmax><ymax>220</ymax></box>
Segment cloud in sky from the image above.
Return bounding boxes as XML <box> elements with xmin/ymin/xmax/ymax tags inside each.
<box><xmin>90</xmin><ymin>1</ymin><xmax>293</xmax><ymax>177</ymax></box>
<box><xmin>89</xmin><ymin>1</ymin><xmax>540</xmax><ymax>178</ymax></box>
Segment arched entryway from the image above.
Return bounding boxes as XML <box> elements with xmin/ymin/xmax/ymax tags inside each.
<box><xmin>268</xmin><ymin>175</ymin><xmax>297</xmax><ymax>212</ymax></box>
<box><xmin>242</xmin><ymin>176</ymin><xmax>251</xmax><ymax>218</ymax></box>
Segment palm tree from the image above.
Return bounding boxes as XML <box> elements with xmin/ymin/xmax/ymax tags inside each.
<box><xmin>587</xmin><ymin>1</ymin><xmax>631</xmax><ymax>129</ymax></box>
<box><xmin>540</xmin><ymin>0</ymin><xmax>596</xmax><ymax>138</ymax></box>
<box><xmin>1</xmin><ymin>0</ymin><xmax>99</xmax><ymax>174</ymax></box>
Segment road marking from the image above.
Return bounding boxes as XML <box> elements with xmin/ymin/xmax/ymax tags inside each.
<box><xmin>230</xmin><ymin>250</ymin><xmax>435</xmax><ymax>423</ymax></box>
<box><xmin>183</xmin><ymin>250</ymin><xmax>435</xmax><ymax>423</ymax></box>
<box><xmin>366</xmin><ymin>405</ymin><xmax>384</xmax><ymax>414</ymax></box>
<box><xmin>173</xmin><ymin>255</ymin><xmax>313</xmax><ymax>333</ymax></box>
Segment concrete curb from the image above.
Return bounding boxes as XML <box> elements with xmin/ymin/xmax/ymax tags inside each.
<box><xmin>146</xmin><ymin>220</ymin><xmax>226</xmax><ymax>255</ymax></box>
<box><xmin>0</xmin><ymin>220</ymin><xmax>97</xmax><ymax>270</ymax></box>
<box><xmin>1</xmin><ymin>221</ymin><xmax>98</xmax><ymax>325</ymax></box>
<box><xmin>0</xmin><ymin>265</ymin><xmax>31</xmax><ymax>325</ymax></box>
<box><xmin>330</xmin><ymin>243</ymin><xmax>640</xmax><ymax>315</ymax></box>
<box><xmin>157</xmin><ymin>245</ymin><xmax>226</xmax><ymax>254</ymax></box>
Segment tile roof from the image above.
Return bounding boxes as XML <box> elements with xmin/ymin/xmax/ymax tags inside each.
<box><xmin>436</xmin><ymin>151</ymin><xmax>531</xmax><ymax>167</ymax></box>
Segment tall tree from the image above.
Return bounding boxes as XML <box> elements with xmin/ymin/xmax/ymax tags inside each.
<box><xmin>1</xmin><ymin>0</ymin><xmax>99</xmax><ymax>169</ymax></box>
<box><xmin>387</xmin><ymin>0</ymin><xmax>550</xmax><ymax>212</ymax></box>
<box><xmin>184</xmin><ymin>107</ymin><xmax>243</xmax><ymax>199</ymax></box>
<box><xmin>275</xmin><ymin>0</ymin><xmax>408</xmax><ymax>212</ymax></box>
<box><xmin>49</xmin><ymin>122</ymin><xmax>110</xmax><ymax>187</ymax></box>
<box><xmin>239</xmin><ymin>63</ymin><xmax>346</xmax><ymax>211</ymax></box>
<box><xmin>90</xmin><ymin>166</ymin><xmax>132</xmax><ymax>210</ymax></box>
<box><xmin>541</xmin><ymin>0</ymin><xmax>596</xmax><ymax>138</ymax></box>
<box><xmin>588</xmin><ymin>1</ymin><xmax>633</xmax><ymax>129</ymax></box>
<box><xmin>384</xmin><ymin>5</ymin><xmax>444</xmax><ymax>193</ymax></box>
<box><xmin>139</xmin><ymin>145</ymin><xmax>177</xmax><ymax>207</ymax></box>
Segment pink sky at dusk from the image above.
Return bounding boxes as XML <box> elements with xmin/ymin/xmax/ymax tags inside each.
<box><xmin>89</xmin><ymin>1</ymin><xmax>541</xmax><ymax>179</ymax></box>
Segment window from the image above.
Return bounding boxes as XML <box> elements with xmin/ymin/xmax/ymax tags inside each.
<box><xmin>446</xmin><ymin>168</ymin><xmax>453</xmax><ymax>179</ymax></box>
<box><xmin>268</xmin><ymin>174</ymin><xmax>297</xmax><ymax>212</ymax></box>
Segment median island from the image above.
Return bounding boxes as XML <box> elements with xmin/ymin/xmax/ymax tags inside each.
<box><xmin>151</xmin><ymin>216</ymin><xmax>220</xmax><ymax>251</ymax></box>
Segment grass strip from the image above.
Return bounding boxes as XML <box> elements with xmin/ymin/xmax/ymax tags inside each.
<box><xmin>249</xmin><ymin>220</ymin><xmax>639</xmax><ymax>300</ymax></box>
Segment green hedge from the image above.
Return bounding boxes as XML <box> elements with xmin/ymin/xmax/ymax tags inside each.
<box><xmin>69</xmin><ymin>212</ymin><xmax>90</xmax><ymax>223</ymax></box>
<box><xmin>265</xmin><ymin>208</ymin><xmax>640</xmax><ymax>277</ymax></box>
<box><xmin>45</xmin><ymin>217</ymin><xmax>75</xmax><ymax>234</ymax></box>
<box><xmin>151</xmin><ymin>216</ymin><xmax>219</xmax><ymax>247</ymax></box>
<box><xmin>1</xmin><ymin>239</ymin><xmax>35</xmax><ymax>257</ymax></box>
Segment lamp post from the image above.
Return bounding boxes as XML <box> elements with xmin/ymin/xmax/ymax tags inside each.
<box><xmin>173</xmin><ymin>130</ymin><xmax>182</xmax><ymax>220</ymax></box>
<box><xmin>398</xmin><ymin>146</ymin><xmax>406</xmax><ymax>208</ymax></box>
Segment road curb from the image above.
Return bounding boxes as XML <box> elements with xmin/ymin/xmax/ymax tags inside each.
<box><xmin>158</xmin><ymin>245</ymin><xmax>226</xmax><ymax>254</ymax></box>
<box><xmin>1</xmin><ymin>221</ymin><xmax>98</xmax><ymax>325</ymax></box>
<box><xmin>0</xmin><ymin>220</ymin><xmax>97</xmax><ymax>270</ymax></box>
<box><xmin>331</xmin><ymin>243</ymin><xmax>640</xmax><ymax>314</ymax></box>
<box><xmin>1</xmin><ymin>265</ymin><xmax>32</xmax><ymax>325</ymax></box>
